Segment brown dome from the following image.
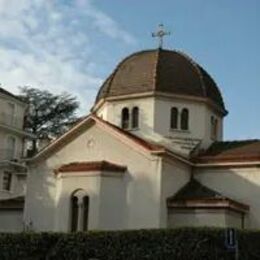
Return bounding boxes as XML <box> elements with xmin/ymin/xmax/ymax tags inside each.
<box><xmin>95</xmin><ymin>49</ymin><xmax>226</xmax><ymax>112</ymax></box>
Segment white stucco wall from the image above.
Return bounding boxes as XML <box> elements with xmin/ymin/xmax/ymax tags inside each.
<box><xmin>24</xmin><ymin>162</ymin><xmax>57</xmax><ymax>231</ymax></box>
<box><xmin>97</xmin><ymin>97</ymin><xmax>155</xmax><ymax>139</ymax></box>
<box><xmin>55</xmin><ymin>171</ymin><xmax>125</xmax><ymax>232</ymax></box>
<box><xmin>96</xmin><ymin>96</ymin><xmax>224</xmax><ymax>155</ymax></box>
<box><xmin>154</xmin><ymin>97</ymin><xmax>223</xmax><ymax>149</ymax></box>
<box><xmin>99</xmin><ymin>174</ymin><xmax>126</xmax><ymax>230</ymax></box>
<box><xmin>168</xmin><ymin>209</ymin><xmax>242</xmax><ymax>228</ymax></box>
<box><xmin>25</xmin><ymin>121</ymin><xmax>163</xmax><ymax>231</ymax></box>
<box><xmin>160</xmin><ymin>158</ymin><xmax>191</xmax><ymax>228</ymax></box>
<box><xmin>55</xmin><ymin>173</ymin><xmax>101</xmax><ymax>231</ymax></box>
<box><xmin>0</xmin><ymin>209</ymin><xmax>23</xmax><ymax>232</ymax></box>
<box><xmin>195</xmin><ymin>167</ymin><xmax>260</xmax><ymax>228</ymax></box>
<box><xmin>225</xmin><ymin>210</ymin><xmax>244</xmax><ymax>228</ymax></box>
<box><xmin>14</xmin><ymin>175</ymin><xmax>26</xmax><ymax>195</ymax></box>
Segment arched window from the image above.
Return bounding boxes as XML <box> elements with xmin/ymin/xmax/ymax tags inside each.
<box><xmin>71</xmin><ymin>196</ymin><xmax>78</xmax><ymax>232</ymax></box>
<box><xmin>214</xmin><ymin>119</ymin><xmax>218</xmax><ymax>139</ymax></box>
<box><xmin>210</xmin><ymin>116</ymin><xmax>214</xmax><ymax>139</ymax></box>
<box><xmin>121</xmin><ymin>108</ymin><xmax>129</xmax><ymax>129</ymax></box>
<box><xmin>131</xmin><ymin>107</ymin><xmax>139</xmax><ymax>129</ymax></box>
<box><xmin>83</xmin><ymin>196</ymin><xmax>89</xmax><ymax>231</ymax></box>
<box><xmin>181</xmin><ymin>108</ymin><xmax>189</xmax><ymax>130</ymax></box>
<box><xmin>70</xmin><ymin>190</ymin><xmax>89</xmax><ymax>232</ymax></box>
<box><xmin>170</xmin><ymin>107</ymin><xmax>178</xmax><ymax>129</ymax></box>
<box><xmin>211</xmin><ymin>116</ymin><xmax>218</xmax><ymax>140</ymax></box>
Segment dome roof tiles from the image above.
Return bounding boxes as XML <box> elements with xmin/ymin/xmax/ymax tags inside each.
<box><xmin>95</xmin><ymin>49</ymin><xmax>226</xmax><ymax>112</ymax></box>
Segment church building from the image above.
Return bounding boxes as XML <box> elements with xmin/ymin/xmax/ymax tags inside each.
<box><xmin>24</xmin><ymin>47</ymin><xmax>260</xmax><ymax>232</ymax></box>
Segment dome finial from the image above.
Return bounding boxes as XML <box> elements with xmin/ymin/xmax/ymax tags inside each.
<box><xmin>152</xmin><ymin>24</ymin><xmax>171</xmax><ymax>49</ymax></box>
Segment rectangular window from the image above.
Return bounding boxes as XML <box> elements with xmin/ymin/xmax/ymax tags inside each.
<box><xmin>2</xmin><ymin>171</ymin><xmax>12</xmax><ymax>191</ymax></box>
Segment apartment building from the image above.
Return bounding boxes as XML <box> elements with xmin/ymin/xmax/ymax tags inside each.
<box><xmin>0</xmin><ymin>87</ymin><xmax>33</xmax><ymax>232</ymax></box>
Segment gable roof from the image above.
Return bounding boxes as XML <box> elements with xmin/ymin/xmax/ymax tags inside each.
<box><xmin>194</xmin><ymin>140</ymin><xmax>260</xmax><ymax>163</ymax></box>
<box><xmin>93</xmin><ymin>116</ymin><xmax>164</xmax><ymax>151</ymax></box>
<box><xmin>29</xmin><ymin>114</ymin><xmax>260</xmax><ymax>167</ymax></box>
<box><xmin>167</xmin><ymin>178</ymin><xmax>249</xmax><ymax>213</ymax></box>
<box><xmin>30</xmin><ymin>114</ymin><xmax>170</xmax><ymax>163</ymax></box>
<box><xmin>55</xmin><ymin>160</ymin><xmax>127</xmax><ymax>174</ymax></box>
<box><xmin>169</xmin><ymin>178</ymin><xmax>223</xmax><ymax>201</ymax></box>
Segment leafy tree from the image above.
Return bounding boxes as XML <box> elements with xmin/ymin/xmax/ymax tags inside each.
<box><xmin>19</xmin><ymin>87</ymin><xmax>80</xmax><ymax>154</ymax></box>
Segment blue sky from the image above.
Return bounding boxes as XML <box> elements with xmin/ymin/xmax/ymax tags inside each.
<box><xmin>0</xmin><ymin>0</ymin><xmax>259</xmax><ymax>140</ymax></box>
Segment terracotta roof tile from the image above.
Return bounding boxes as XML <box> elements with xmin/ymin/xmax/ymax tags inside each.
<box><xmin>194</xmin><ymin>140</ymin><xmax>260</xmax><ymax>163</ymax></box>
<box><xmin>96</xmin><ymin>49</ymin><xmax>226</xmax><ymax>112</ymax></box>
<box><xmin>55</xmin><ymin>160</ymin><xmax>127</xmax><ymax>174</ymax></box>
<box><xmin>167</xmin><ymin>179</ymin><xmax>249</xmax><ymax>212</ymax></box>
<box><xmin>168</xmin><ymin>178</ymin><xmax>223</xmax><ymax>201</ymax></box>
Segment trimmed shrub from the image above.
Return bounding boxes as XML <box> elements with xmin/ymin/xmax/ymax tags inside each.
<box><xmin>0</xmin><ymin>228</ymin><xmax>260</xmax><ymax>260</ymax></box>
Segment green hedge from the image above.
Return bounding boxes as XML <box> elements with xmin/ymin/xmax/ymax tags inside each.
<box><xmin>1</xmin><ymin>228</ymin><xmax>260</xmax><ymax>260</ymax></box>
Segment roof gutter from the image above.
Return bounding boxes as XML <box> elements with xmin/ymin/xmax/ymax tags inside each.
<box><xmin>195</xmin><ymin>161</ymin><xmax>260</xmax><ymax>168</ymax></box>
<box><xmin>151</xmin><ymin>149</ymin><xmax>260</xmax><ymax>168</ymax></box>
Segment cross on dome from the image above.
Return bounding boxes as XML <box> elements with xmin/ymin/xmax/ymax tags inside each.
<box><xmin>152</xmin><ymin>24</ymin><xmax>171</xmax><ymax>49</ymax></box>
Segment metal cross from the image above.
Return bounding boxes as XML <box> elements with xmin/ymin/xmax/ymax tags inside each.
<box><xmin>152</xmin><ymin>24</ymin><xmax>170</xmax><ymax>48</ymax></box>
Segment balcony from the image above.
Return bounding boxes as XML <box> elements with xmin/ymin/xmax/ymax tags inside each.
<box><xmin>0</xmin><ymin>149</ymin><xmax>27</xmax><ymax>173</ymax></box>
<box><xmin>0</xmin><ymin>113</ymin><xmax>23</xmax><ymax>129</ymax></box>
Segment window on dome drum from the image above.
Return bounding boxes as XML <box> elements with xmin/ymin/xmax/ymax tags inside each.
<box><xmin>132</xmin><ymin>107</ymin><xmax>139</xmax><ymax>129</ymax></box>
<box><xmin>214</xmin><ymin>119</ymin><xmax>218</xmax><ymax>138</ymax></box>
<box><xmin>211</xmin><ymin>116</ymin><xmax>218</xmax><ymax>140</ymax></box>
<box><xmin>70</xmin><ymin>192</ymin><xmax>89</xmax><ymax>232</ymax></box>
<box><xmin>2</xmin><ymin>171</ymin><xmax>12</xmax><ymax>191</ymax></box>
<box><xmin>211</xmin><ymin>116</ymin><xmax>214</xmax><ymax>139</ymax></box>
<box><xmin>170</xmin><ymin>107</ymin><xmax>178</xmax><ymax>129</ymax></box>
<box><xmin>121</xmin><ymin>108</ymin><xmax>130</xmax><ymax>129</ymax></box>
<box><xmin>181</xmin><ymin>108</ymin><xmax>189</xmax><ymax>130</ymax></box>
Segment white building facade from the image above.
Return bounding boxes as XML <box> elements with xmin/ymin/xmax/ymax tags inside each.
<box><xmin>23</xmin><ymin>48</ymin><xmax>260</xmax><ymax>232</ymax></box>
<box><xmin>0</xmin><ymin>88</ymin><xmax>33</xmax><ymax>232</ymax></box>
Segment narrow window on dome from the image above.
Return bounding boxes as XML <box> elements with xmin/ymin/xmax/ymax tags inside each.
<box><xmin>121</xmin><ymin>108</ymin><xmax>130</xmax><ymax>129</ymax></box>
<box><xmin>170</xmin><ymin>107</ymin><xmax>178</xmax><ymax>129</ymax></box>
<box><xmin>132</xmin><ymin>107</ymin><xmax>139</xmax><ymax>129</ymax></box>
<box><xmin>213</xmin><ymin>118</ymin><xmax>218</xmax><ymax>140</ymax></box>
<box><xmin>211</xmin><ymin>116</ymin><xmax>218</xmax><ymax>140</ymax></box>
<box><xmin>211</xmin><ymin>116</ymin><xmax>215</xmax><ymax>139</ymax></box>
<box><xmin>181</xmin><ymin>108</ymin><xmax>189</xmax><ymax>130</ymax></box>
